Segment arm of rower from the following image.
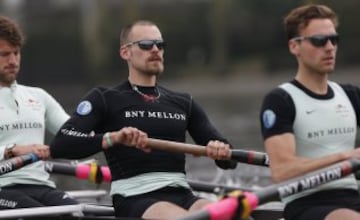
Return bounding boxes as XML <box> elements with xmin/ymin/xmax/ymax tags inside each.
<box><xmin>265</xmin><ymin>133</ymin><xmax>351</xmax><ymax>182</ymax></box>
<box><xmin>188</xmin><ymin>99</ymin><xmax>237</xmax><ymax>169</ymax></box>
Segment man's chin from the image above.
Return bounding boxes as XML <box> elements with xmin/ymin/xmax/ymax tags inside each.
<box><xmin>4</xmin><ymin>74</ymin><xmax>17</xmax><ymax>84</ymax></box>
<box><xmin>317</xmin><ymin>64</ymin><xmax>335</xmax><ymax>74</ymax></box>
<box><xmin>147</xmin><ymin>68</ymin><xmax>164</xmax><ymax>76</ymax></box>
<box><xmin>324</xmin><ymin>67</ymin><xmax>335</xmax><ymax>74</ymax></box>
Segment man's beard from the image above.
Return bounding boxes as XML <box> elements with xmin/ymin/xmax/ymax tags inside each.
<box><xmin>0</xmin><ymin>72</ymin><xmax>17</xmax><ymax>86</ymax></box>
<box><xmin>138</xmin><ymin>63</ymin><xmax>164</xmax><ymax>77</ymax></box>
<box><xmin>144</xmin><ymin>69</ymin><xmax>163</xmax><ymax>77</ymax></box>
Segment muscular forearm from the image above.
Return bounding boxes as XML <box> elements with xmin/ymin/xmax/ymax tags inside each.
<box><xmin>270</xmin><ymin>151</ymin><xmax>350</xmax><ymax>182</ymax></box>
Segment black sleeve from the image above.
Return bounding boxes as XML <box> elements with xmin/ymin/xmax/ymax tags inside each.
<box><xmin>50</xmin><ymin>88</ymin><xmax>106</xmax><ymax>159</ymax></box>
<box><xmin>187</xmin><ymin>99</ymin><xmax>237</xmax><ymax>169</ymax></box>
<box><xmin>341</xmin><ymin>84</ymin><xmax>360</xmax><ymax>126</ymax></box>
<box><xmin>259</xmin><ymin>87</ymin><xmax>295</xmax><ymax>140</ymax></box>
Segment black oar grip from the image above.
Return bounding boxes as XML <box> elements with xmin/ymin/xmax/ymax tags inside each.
<box><xmin>0</xmin><ymin>153</ymin><xmax>38</xmax><ymax>176</ymax></box>
<box><xmin>230</xmin><ymin>149</ymin><xmax>269</xmax><ymax>166</ymax></box>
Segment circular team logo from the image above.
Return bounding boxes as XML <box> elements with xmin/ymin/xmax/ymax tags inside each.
<box><xmin>262</xmin><ymin>109</ymin><xmax>276</xmax><ymax>129</ymax></box>
<box><xmin>76</xmin><ymin>101</ymin><xmax>92</xmax><ymax>115</ymax></box>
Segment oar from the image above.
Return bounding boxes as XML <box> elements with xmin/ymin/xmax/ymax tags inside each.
<box><xmin>45</xmin><ymin>161</ymin><xmax>255</xmax><ymax>193</ymax></box>
<box><xmin>177</xmin><ymin>158</ymin><xmax>360</xmax><ymax>220</ymax></box>
<box><xmin>147</xmin><ymin>138</ymin><xmax>269</xmax><ymax>166</ymax></box>
<box><xmin>44</xmin><ymin>161</ymin><xmax>111</xmax><ymax>184</ymax></box>
<box><xmin>187</xmin><ymin>180</ymin><xmax>254</xmax><ymax>194</ymax></box>
<box><xmin>0</xmin><ymin>153</ymin><xmax>38</xmax><ymax>176</ymax></box>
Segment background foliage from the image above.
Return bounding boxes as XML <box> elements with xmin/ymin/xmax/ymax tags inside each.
<box><xmin>1</xmin><ymin>0</ymin><xmax>359</xmax><ymax>86</ymax></box>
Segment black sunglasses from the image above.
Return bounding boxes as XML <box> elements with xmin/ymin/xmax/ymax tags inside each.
<box><xmin>123</xmin><ymin>40</ymin><xmax>166</xmax><ymax>51</ymax></box>
<box><xmin>292</xmin><ymin>34</ymin><xmax>339</xmax><ymax>47</ymax></box>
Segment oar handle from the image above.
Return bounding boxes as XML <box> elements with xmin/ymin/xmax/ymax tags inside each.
<box><xmin>231</xmin><ymin>149</ymin><xmax>269</xmax><ymax>166</ymax></box>
<box><xmin>147</xmin><ymin>138</ymin><xmax>268</xmax><ymax>166</ymax></box>
<box><xmin>0</xmin><ymin>153</ymin><xmax>39</xmax><ymax>176</ymax></box>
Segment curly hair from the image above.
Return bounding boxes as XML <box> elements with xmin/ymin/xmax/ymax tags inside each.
<box><xmin>0</xmin><ymin>15</ymin><xmax>24</xmax><ymax>48</ymax></box>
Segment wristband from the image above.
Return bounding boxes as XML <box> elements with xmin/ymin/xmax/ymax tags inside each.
<box><xmin>104</xmin><ymin>132</ymin><xmax>113</xmax><ymax>148</ymax></box>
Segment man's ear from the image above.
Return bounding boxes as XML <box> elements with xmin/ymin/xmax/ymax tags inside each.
<box><xmin>119</xmin><ymin>47</ymin><xmax>129</xmax><ymax>60</ymax></box>
<box><xmin>289</xmin><ymin>39</ymin><xmax>299</xmax><ymax>56</ymax></box>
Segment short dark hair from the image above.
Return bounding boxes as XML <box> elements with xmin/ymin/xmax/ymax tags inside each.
<box><xmin>0</xmin><ymin>15</ymin><xmax>24</xmax><ymax>48</ymax></box>
<box><xmin>120</xmin><ymin>20</ymin><xmax>157</xmax><ymax>46</ymax></box>
<box><xmin>284</xmin><ymin>4</ymin><xmax>338</xmax><ymax>40</ymax></box>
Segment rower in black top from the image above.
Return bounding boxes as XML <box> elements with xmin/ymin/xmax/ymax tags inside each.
<box><xmin>50</xmin><ymin>20</ymin><xmax>237</xmax><ymax>219</ymax></box>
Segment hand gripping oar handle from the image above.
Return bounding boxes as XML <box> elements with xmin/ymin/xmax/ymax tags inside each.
<box><xmin>147</xmin><ymin>138</ymin><xmax>269</xmax><ymax>166</ymax></box>
<box><xmin>0</xmin><ymin>153</ymin><xmax>39</xmax><ymax>176</ymax></box>
<box><xmin>177</xmin><ymin>158</ymin><xmax>360</xmax><ymax>220</ymax></box>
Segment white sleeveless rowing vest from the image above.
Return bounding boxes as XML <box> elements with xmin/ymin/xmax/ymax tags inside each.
<box><xmin>0</xmin><ymin>82</ymin><xmax>69</xmax><ymax>188</ymax></box>
<box><xmin>279</xmin><ymin>81</ymin><xmax>358</xmax><ymax>203</ymax></box>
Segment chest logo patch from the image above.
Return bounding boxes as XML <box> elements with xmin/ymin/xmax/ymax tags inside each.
<box><xmin>262</xmin><ymin>109</ymin><xmax>276</xmax><ymax>129</ymax></box>
<box><xmin>76</xmin><ymin>101</ymin><xmax>92</xmax><ymax>115</ymax></box>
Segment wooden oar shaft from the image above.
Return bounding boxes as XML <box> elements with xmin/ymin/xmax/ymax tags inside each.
<box><xmin>147</xmin><ymin>138</ymin><xmax>207</xmax><ymax>156</ymax></box>
<box><xmin>147</xmin><ymin>138</ymin><xmax>268</xmax><ymax>166</ymax></box>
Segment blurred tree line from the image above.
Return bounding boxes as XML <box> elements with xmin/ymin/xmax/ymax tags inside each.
<box><xmin>1</xmin><ymin>0</ymin><xmax>360</xmax><ymax>86</ymax></box>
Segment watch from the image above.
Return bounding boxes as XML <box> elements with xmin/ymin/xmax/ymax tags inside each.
<box><xmin>5</xmin><ymin>144</ymin><xmax>16</xmax><ymax>159</ymax></box>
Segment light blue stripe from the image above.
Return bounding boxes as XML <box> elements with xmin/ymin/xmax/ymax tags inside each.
<box><xmin>110</xmin><ymin>172</ymin><xmax>190</xmax><ymax>197</ymax></box>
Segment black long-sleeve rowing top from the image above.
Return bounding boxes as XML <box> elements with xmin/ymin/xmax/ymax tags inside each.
<box><xmin>50</xmin><ymin>81</ymin><xmax>236</xmax><ymax>181</ymax></box>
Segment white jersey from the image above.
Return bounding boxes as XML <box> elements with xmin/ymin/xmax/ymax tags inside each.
<box><xmin>0</xmin><ymin>82</ymin><xmax>69</xmax><ymax>187</ymax></box>
<box><xmin>279</xmin><ymin>81</ymin><xmax>358</xmax><ymax>203</ymax></box>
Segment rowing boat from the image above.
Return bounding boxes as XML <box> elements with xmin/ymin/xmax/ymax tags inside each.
<box><xmin>0</xmin><ymin>189</ymin><xmax>284</xmax><ymax>220</ymax></box>
<box><xmin>0</xmin><ymin>153</ymin><xmax>282</xmax><ymax>220</ymax></box>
